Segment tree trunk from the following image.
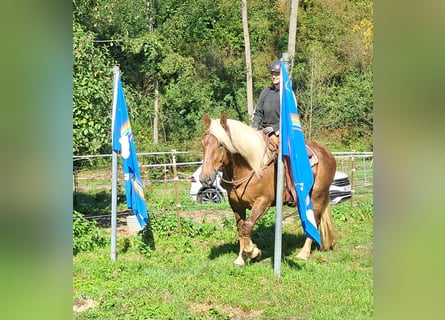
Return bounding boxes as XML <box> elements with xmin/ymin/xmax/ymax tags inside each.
<box><xmin>241</xmin><ymin>0</ymin><xmax>254</xmax><ymax>117</ymax></box>
<box><xmin>308</xmin><ymin>65</ymin><xmax>314</xmax><ymax>140</ymax></box>
<box><xmin>153</xmin><ymin>76</ymin><xmax>159</xmax><ymax>144</ymax></box>
<box><xmin>287</xmin><ymin>0</ymin><xmax>299</xmax><ymax>72</ymax></box>
<box><xmin>146</xmin><ymin>0</ymin><xmax>159</xmax><ymax>144</ymax></box>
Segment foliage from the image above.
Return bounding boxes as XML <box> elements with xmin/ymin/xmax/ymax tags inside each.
<box><xmin>73</xmin><ymin>0</ymin><xmax>373</xmax><ymax>153</ymax></box>
<box><xmin>149</xmin><ymin>213</ymin><xmax>221</xmax><ymax>240</ymax></box>
<box><xmin>73</xmin><ymin>211</ymin><xmax>107</xmax><ymax>255</ymax></box>
<box><xmin>296</xmin><ymin>68</ymin><xmax>373</xmax><ymax>150</ymax></box>
<box><xmin>332</xmin><ymin>197</ymin><xmax>373</xmax><ymax>222</ymax></box>
<box><xmin>118</xmin><ymin>224</ymin><xmax>156</xmax><ymax>257</ymax></box>
<box><xmin>73</xmin><ymin>22</ymin><xmax>114</xmax><ymax>155</ymax></box>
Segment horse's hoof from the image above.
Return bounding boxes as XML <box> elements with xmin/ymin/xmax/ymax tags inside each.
<box><xmin>233</xmin><ymin>256</ymin><xmax>246</xmax><ymax>267</ymax></box>
<box><xmin>296</xmin><ymin>250</ymin><xmax>310</xmax><ymax>261</ymax></box>
<box><xmin>250</xmin><ymin>247</ymin><xmax>262</xmax><ymax>262</ymax></box>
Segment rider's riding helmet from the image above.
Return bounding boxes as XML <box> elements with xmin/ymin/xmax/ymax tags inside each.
<box><xmin>269</xmin><ymin>60</ymin><xmax>281</xmax><ymax>73</ymax></box>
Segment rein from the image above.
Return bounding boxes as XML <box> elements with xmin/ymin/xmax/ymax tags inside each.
<box><xmin>220</xmin><ymin>170</ymin><xmax>255</xmax><ymax>188</ymax></box>
<box><xmin>220</xmin><ymin>155</ymin><xmax>275</xmax><ymax>203</ymax></box>
<box><xmin>220</xmin><ymin>170</ymin><xmax>255</xmax><ymax>201</ymax></box>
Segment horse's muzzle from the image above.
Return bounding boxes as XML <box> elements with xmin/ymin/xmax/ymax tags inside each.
<box><xmin>199</xmin><ymin>170</ymin><xmax>217</xmax><ymax>188</ymax></box>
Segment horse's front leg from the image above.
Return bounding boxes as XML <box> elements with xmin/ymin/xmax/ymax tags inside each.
<box><xmin>233</xmin><ymin>210</ymin><xmax>248</xmax><ymax>267</ymax></box>
<box><xmin>241</xmin><ymin>200</ymin><xmax>271</xmax><ymax>262</ymax></box>
<box><xmin>242</xmin><ymin>236</ymin><xmax>262</xmax><ymax>261</ymax></box>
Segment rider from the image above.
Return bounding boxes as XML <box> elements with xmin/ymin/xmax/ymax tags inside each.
<box><xmin>252</xmin><ymin>59</ymin><xmax>300</xmax><ymax>206</ymax></box>
<box><xmin>251</xmin><ymin>59</ymin><xmax>281</xmax><ymax>145</ymax></box>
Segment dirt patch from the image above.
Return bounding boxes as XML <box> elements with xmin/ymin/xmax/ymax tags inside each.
<box><xmin>73</xmin><ymin>297</ymin><xmax>98</xmax><ymax>313</ymax></box>
<box><xmin>180</xmin><ymin>209</ymin><xmax>234</xmax><ymax>225</ymax></box>
<box><xmin>189</xmin><ymin>302</ymin><xmax>262</xmax><ymax>319</ymax></box>
<box><xmin>96</xmin><ymin>209</ymin><xmax>235</xmax><ymax>237</ymax></box>
<box><xmin>94</xmin><ymin>210</ymin><xmax>135</xmax><ymax>237</ymax></box>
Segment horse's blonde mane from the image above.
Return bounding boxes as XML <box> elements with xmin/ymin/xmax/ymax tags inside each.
<box><xmin>209</xmin><ymin>118</ymin><xmax>271</xmax><ymax>177</ymax></box>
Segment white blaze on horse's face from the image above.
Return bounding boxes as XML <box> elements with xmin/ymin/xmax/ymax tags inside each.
<box><xmin>200</xmin><ymin>133</ymin><xmax>226</xmax><ymax>187</ymax></box>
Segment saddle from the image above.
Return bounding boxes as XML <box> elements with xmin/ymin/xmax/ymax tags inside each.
<box><xmin>264</xmin><ymin>133</ymin><xmax>319</xmax><ymax>167</ymax></box>
<box><xmin>264</xmin><ymin>133</ymin><xmax>319</xmax><ymax>206</ymax></box>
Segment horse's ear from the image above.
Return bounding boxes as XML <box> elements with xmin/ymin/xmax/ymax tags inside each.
<box><xmin>220</xmin><ymin>112</ymin><xmax>228</xmax><ymax>132</ymax></box>
<box><xmin>203</xmin><ymin>113</ymin><xmax>211</xmax><ymax>129</ymax></box>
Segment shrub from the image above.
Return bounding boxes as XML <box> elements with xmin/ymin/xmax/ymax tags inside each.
<box><xmin>73</xmin><ymin>211</ymin><xmax>107</xmax><ymax>255</ymax></box>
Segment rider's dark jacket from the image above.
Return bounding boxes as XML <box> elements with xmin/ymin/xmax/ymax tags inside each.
<box><xmin>252</xmin><ymin>86</ymin><xmax>280</xmax><ymax>132</ymax></box>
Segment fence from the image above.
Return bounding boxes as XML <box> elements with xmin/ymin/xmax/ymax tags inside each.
<box><xmin>73</xmin><ymin>150</ymin><xmax>373</xmax><ymax>214</ymax></box>
<box><xmin>333</xmin><ymin>151</ymin><xmax>373</xmax><ymax>197</ymax></box>
<box><xmin>73</xmin><ymin>150</ymin><xmax>204</xmax><ymax>193</ymax></box>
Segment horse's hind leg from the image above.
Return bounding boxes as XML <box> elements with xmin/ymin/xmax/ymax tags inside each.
<box><xmin>296</xmin><ymin>190</ymin><xmax>336</xmax><ymax>260</ymax></box>
<box><xmin>296</xmin><ymin>238</ymin><xmax>312</xmax><ymax>260</ymax></box>
<box><xmin>296</xmin><ymin>188</ymin><xmax>324</xmax><ymax>260</ymax></box>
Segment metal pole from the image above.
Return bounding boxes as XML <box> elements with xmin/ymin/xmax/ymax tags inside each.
<box><xmin>274</xmin><ymin>149</ymin><xmax>284</xmax><ymax>278</ymax></box>
<box><xmin>274</xmin><ymin>58</ymin><xmax>286</xmax><ymax>278</ymax></box>
<box><xmin>111</xmin><ymin>152</ymin><xmax>118</xmax><ymax>261</ymax></box>
<box><xmin>110</xmin><ymin>66</ymin><xmax>120</xmax><ymax>261</ymax></box>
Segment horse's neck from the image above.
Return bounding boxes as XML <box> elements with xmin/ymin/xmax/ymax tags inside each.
<box><xmin>224</xmin><ymin>153</ymin><xmax>252</xmax><ymax>179</ymax></box>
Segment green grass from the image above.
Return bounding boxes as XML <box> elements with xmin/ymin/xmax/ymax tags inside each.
<box><xmin>73</xmin><ymin>198</ymin><xmax>373</xmax><ymax>319</ymax></box>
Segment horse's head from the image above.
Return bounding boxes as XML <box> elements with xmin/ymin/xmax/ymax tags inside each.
<box><xmin>199</xmin><ymin>113</ymin><xmax>231</xmax><ymax>187</ymax></box>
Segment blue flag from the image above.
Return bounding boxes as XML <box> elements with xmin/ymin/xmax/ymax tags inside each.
<box><xmin>112</xmin><ymin>75</ymin><xmax>149</xmax><ymax>228</ymax></box>
<box><xmin>280</xmin><ymin>60</ymin><xmax>321</xmax><ymax>246</ymax></box>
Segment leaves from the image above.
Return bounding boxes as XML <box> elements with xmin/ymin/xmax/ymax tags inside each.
<box><xmin>73</xmin><ymin>0</ymin><xmax>373</xmax><ymax>153</ymax></box>
<box><xmin>73</xmin><ymin>211</ymin><xmax>107</xmax><ymax>255</ymax></box>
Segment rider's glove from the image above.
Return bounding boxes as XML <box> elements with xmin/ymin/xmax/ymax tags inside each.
<box><xmin>263</xmin><ymin>126</ymin><xmax>274</xmax><ymax>135</ymax></box>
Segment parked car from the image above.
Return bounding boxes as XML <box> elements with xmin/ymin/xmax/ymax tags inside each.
<box><xmin>329</xmin><ymin>170</ymin><xmax>353</xmax><ymax>204</ymax></box>
<box><xmin>189</xmin><ymin>165</ymin><xmax>228</xmax><ymax>203</ymax></box>
<box><xmin>190</xmin><ymin>165</ymin><xmax>352</xmax><ymax>204</ymax></box>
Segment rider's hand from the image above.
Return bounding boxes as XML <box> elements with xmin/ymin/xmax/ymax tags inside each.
<box><xmin>263</xmin><ymin>126</ymin><xmax>274</xmax><ymax>135</ymax></box>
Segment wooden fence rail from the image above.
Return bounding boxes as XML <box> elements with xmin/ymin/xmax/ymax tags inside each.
<box><xmin>73</xmin><ymin>150</ymin><xmax>373</xmax><ymax>208</ymax></box>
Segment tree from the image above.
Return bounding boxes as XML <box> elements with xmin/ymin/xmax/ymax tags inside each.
<box><xmin>73</xmin><ymin>22</ymin><xmax>115</xmax><ymax>155</ymax></box>
<box><xmin>297</xmin><ymin>42</ymin><xmax>337</xmax><ymax>139</ymax></box>
<box><xmin>287</xmin><ymin>0</ymin><xmax>299</xmax><ymax>69</ymax></box>
<box><xmin>241</xmin><ymin>0</ymin><xmax>254</xmax><ymax>116</ymax></box>
<box><xmin>72</xmin><ymin>0</ymin><xmax>373</xmax><ymax>153</ymax></box>
<box><xmin>145</xmin><ymin>0</ymin><xmax>160</xmax><ymax>144</ymax></box>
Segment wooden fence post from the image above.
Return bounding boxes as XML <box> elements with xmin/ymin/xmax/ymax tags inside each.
<box><xmin>163</xmin><ymin>164</ymin><xmax>168</xmax><ymax>196</ymax></box>
<box><xmin>350</xmin><ymin>151</ymin><xmax>355</xmax><ymax>207</ymax></box>
<box><xmin>172</xmin><ymin>149</ymin><xmax>182</xmax><ymax>234</ymax></box>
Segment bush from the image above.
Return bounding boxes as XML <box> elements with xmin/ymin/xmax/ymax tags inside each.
<box><xmin>73</xmin><ymin>211</ymin><xmax>107</xmax><ymax>255</ymax></box>
<box><xmin>332</xmin><ymin>198</ymin><xmax>373</xmax><ymax>222</ymax></box>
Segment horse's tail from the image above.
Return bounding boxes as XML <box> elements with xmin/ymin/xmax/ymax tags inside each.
<box><xmin>319</xmin><ymin>203</ymin><xmax>338</xmax><ymax>250</ymax></box>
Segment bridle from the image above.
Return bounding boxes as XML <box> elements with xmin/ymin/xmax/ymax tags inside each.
<box><xmin>202</xmin><ymin>132</ymin><xmax>225</xmax><ymax>182</ymax></box>
<box><xmin>220</xmin><ymin>170</ymin><xmax>255</xmax><ymax>188</ymax></box>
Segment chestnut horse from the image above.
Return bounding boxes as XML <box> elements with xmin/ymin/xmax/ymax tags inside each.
<box><xmin>200</xmin><ymin>113</ymin><xmax>338</xmax><ymax>266</ymax></box>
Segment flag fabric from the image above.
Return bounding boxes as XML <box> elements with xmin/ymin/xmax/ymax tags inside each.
<box><xmin>280</xmin><ymin>60</ymin><xmax>321</xmax><ymax>246</ymax></box>
<box><xmin>112</xmin><ymin>75</ymin><xmax>149</xmax><ymax>228</ymax></box>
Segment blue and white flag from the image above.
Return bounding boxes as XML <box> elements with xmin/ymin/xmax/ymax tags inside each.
<box><xmin>280</xmin><ymin>60</ymin><xmax>321</xmax><ymax>246</ymax></box>
<box><xmin>112</xmin><ymin>75</ymin><xmax>149</xmax><ymax>227</ymax></box>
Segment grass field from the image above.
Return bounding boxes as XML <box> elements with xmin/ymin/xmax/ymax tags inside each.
<box><xmin>73</xmin><ymin>189</ymin><xmax>373</xmax><ymax>319</ymax></box>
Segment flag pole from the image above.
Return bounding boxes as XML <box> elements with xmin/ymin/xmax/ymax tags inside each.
<box><xmin>274</xmin><ymin>58</ymin><xmax>285</xmax><ymax>279</ymax></box>
<box><xmin>110</xmin><ymin>66</ymin><xmax>120</xmax><ymax>261</ymax></box>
